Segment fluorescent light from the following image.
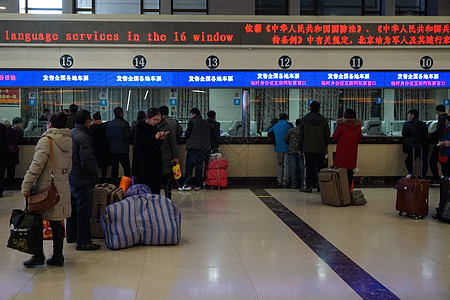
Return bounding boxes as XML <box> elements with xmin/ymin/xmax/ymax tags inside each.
<box><xmin>192</xmin><ymin>89</ymin><xmax>206</xmax><ymax>93</ymax></box>
<box><xmin>0</xmin><ymin>7</ymin><xmax>6</xmax><ymax>9</ymax></box>
<box><xmin>144</xmin><ymin>90</ymin><xmax>149</xmax><ymax>100</ymax></box>
<box><xmin>126</xmin><ymin>90</ymin><xmax>131</xmax><ymax>111</ymax></box>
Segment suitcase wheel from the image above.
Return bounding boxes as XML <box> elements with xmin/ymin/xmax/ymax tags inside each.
<box><xmin>398</xmin><ymin>212</ymin><xmax>403</xmax><ymax>216</ymax></box>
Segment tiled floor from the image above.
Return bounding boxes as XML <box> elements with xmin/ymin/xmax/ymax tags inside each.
<box><xmin>1</xmin><ymin>187</ymin><xmax>449</xmax><ymax>300</ymax></box>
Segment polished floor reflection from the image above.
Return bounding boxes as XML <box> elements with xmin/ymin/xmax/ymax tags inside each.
<box><xmin>1</xmin><ymin>187</ymin><xmax>449</xmax><ymax>300</ymax></box>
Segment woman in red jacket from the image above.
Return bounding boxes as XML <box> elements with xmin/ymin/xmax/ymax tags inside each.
<box><xmin>332</xmin><ymin>109</ymin><xmax>363</xmax><ymax>188</ymax></box>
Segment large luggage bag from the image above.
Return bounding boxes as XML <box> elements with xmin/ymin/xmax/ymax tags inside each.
<box><xmin>102</xmin><ymin>193</ymin><xmax>181</xmax><ymax>249</ymax></box>
<box><xmin>395</xmin><ymin>145</ymin><xmax>429</xmax><ymax>219</ymax></box>
<box><xmin>205</xmin><ymin>158</ymin><xmax>228</xmax><ymax>188</ymax></box>
<box><xmin>395</xmin><ymin>176</ymin><xmax>429</xmax><ymax>219</ymax></box>
<box><xmin>318</xmin><ymin>167</ymin><xmax>351</xmax><ymax>207</ymax></box>
<box><xmin>91</xmin><ymin>183</ymin><xmax>123</xmax><ymax>238</ymax></box>
<box><xmin>436</xmin><ymin>177</ymin><xmax>450</xmax><ymax>223</ymax></box>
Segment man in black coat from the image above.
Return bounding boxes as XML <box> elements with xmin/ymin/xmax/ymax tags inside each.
<box><xmin>67</xmin><ymin>109</ymin><xmax>100</xmax><ymax>251</ymax></box>
<box><xmin>179</xmin><ymin>108</ymin><xmax>211</xmax><ymax>191</ymax></box>
<box><xmin>106</xmin><ymin>107</ymin><xmax>131</xmax><ymax>186</ymax></box>
<box><xmin>429</xmin><ymin>105</ymin><xmax>448</xmax><ymax>183</ymax></box>
<box><xmin>402</xmin><ymin>109</ymin><xmax>429</xmax><ymax>177</ymax></box>
<box><xmin>207</xmin><ymin>110</ymin><xmax>220</xmax><ymax>152</ymax></box>
<box><xmin>0</xmin><ymin>122</ymin><xmax>6</xmax><ymax>198</ymax></box>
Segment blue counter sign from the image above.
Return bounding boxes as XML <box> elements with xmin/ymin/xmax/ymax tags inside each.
<box><xmin>100</xmin><ymin>99</ymin><xmax>107</xmax><ymax>106</ymax></box>
<box><xmin>444</xmin><ymin>99</ymin><xmax>450</xmax><ymax>106</ymax></box>
<box><xmin>29</xmin><ymin>98</ymin><xmax>36</xmax><ymax>106</ymax></box>
<box><xmin>170</xmin><ymin>98</ymin><xmax>177</xmax><ymax>106</ymax></box>
<box><xmin>234</xmin><ymin>98</ymin><xmax>240</xmax><ymax>106</ymax></box>
<box><xmin>376</xmin><ymin>97</ymin><xmax>383</xmax><ymax>104</ymax></box>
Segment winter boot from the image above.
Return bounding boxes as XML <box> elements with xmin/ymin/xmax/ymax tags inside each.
<box><xmin>46</xmin><ymin>221</ymin><xmax>65</xmax><ymax>267</ymax></box>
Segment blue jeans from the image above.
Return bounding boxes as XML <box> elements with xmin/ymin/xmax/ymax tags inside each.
<box><xmin>289</xmin><ymin>153</ymin><xmax>305</xmax><ymax>188</ymax></box>
<box><xmin>66</xmin><ymin>185</ymin><xmax>94</xmax><ymax>244</ymax></box>
<box><xmin>184</xmin><ymin>149</ymin><xmax>206</xmax><ymax>188</ymax></box>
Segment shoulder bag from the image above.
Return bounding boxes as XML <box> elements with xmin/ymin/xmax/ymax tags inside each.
<box><xmin>28</xmin><ymin>137</ymin><xmax>60</xmax><ymax>213</ymax></box>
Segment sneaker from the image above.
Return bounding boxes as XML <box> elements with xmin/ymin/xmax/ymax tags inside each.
<box><xmin>299</xmin><ymin>187</ymin><xmax>312</xmax><ymax>193</ymax></box>
<box><xmin>193</xmin><ymin>186</ymin><xmax>201</xmax><ymax>191</ymax></box>
<box><xmin>76</xmin><ymin>242</ymin><xmax>101</xmax><ymax>251</ymax></box>
<box><xmin>178</xmin><ymin>185</ymin><xmax>192</xmax><ymax>191</ymax></box>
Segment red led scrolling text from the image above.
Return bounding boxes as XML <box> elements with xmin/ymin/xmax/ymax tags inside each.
<box><xmin>244</xmin><ymin>23</ymin><xmax>450</xmax><ymax>45</ymax></box>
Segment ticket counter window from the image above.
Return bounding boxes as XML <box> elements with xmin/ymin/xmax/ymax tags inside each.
<box><xmin>10</xmin><ymin>86</ymin><xmax>443</xmax><ymax>138</ymax></box>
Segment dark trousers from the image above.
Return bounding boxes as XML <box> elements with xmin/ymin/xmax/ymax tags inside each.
<box><xmin>405</xmin><ymin>145</ymin><xmax>428</xmax><ymax>178</ymax></box>
<box><xmin>347</xmin><ymin>169</ymin><xmax>354</xmax><ymax>188</ymax></box>
<box><xmin>429</xmin><ymin>145</ymin><xmax>440</xmax><ymax>180</ymax></box>
<box><xmin>66</xmin><ymin>185</ymin><xmax>94</xmax><ymax>245</ymax></box>
<box><xmin>0</xmin><ymin>163</ymin><xmax>16</xmax><ymax>190</ymax></box>
<box><xmin>135</xmin><ymin>176</ymin><xmax>161</xmax><ymax>195</ymax></box>
<box><xmin>304</xmin><ymin>152</ymin><xmax>327</xmax><ymax>189</ymax></box>
<box><xmin>111</xmin><ymin>153</ymin><xmax>131</xmax><ymax>186</ymax></box>
<box><xmin>184</xmin><ymin>149</ymin><xmax>206</xmax><ymax>188</ymax></box>
<box><xmin>440</xmin><ymin>163</ymin><xmax>450</xmax><ymax>177</ymax></box>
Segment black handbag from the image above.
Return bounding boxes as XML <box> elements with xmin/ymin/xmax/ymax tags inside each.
<box><xmin>7</xmin><ymin>198</ymin><xmax>43</xmax><ymax>255</ymax></box>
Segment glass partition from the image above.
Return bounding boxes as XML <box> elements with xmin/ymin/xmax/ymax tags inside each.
<box><xmin>4</xmin><ymin>87</ymin><xmax>447</xmax><ymax>138</ymax></box>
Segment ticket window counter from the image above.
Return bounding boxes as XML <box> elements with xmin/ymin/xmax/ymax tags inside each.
<box><xmin>6</xmin><ymin>86</ymin><xmax>448</xmax><ymax>138</ymax></box>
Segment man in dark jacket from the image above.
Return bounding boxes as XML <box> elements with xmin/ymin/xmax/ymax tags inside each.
<box><xmin>0</xmin><ymin>122</ymin><xmax>6</xmax><ymax>198</ymax></box>
<box><xmin>402</xmin><ymin>109</ymin><xmax>428</xmax><ymax>177</ymax></box>
<box><xmin>160</xmin><ymin>105</ymin><xmax>183</xmax><ymax>139</ymax></box>
<box><xmin>298</xmin><ymin>101</ymin><xmax>331</xmax><ymax>193</ymax></box>
<box><xmin>207</xmin><ymin>110</ymin><xmax>220</xmax><ymax>152</ymax></box>
<box><xmin>67</xmin><ymin>109</ymin><xmax>100</xmax><ymax>251</ymax></box>
<box><xmin>157</xmin><ymin>110</ymin><xmax>179</xmax><ymax>199</ymax></box>
<box><xmin>106</xmin><ymin>107</ymin><xmax>131</xmax><ymax>186</ymax></box>
<box><xmin>179</xmin><ymin>108</ymin><xmax>211</xmax><ymax>191</ymax></box>
<box><xmin>65</xmin><ymin>104</ymin><xmax>78</xmax><ymax>129</ymax></box>
<box><xmin>429</xmin><ymin>105</ymin><xmax>448</xmax><ymax>183</ymax></box>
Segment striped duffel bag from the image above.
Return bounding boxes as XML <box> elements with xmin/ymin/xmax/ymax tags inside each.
<box><xmin>102</xmin><ymin>194</ymin><xmax>181</xmax><ymax>249</ymax></box>
<box><xmin>135</xmin><ymin>193</ymin><xmax>182</xmax><ymax>246</ymax></box>
<box><xmin>124</xmin><ymin>184</ymin><xmax>152</xmax><ymax>198</ymax></box>
<box><xmin>101</xmin><ymin>196</ymin><xmax>141</xmax><ymax>250</ymax></box>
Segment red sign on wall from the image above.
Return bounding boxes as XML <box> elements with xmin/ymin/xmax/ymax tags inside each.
<box><xmin>0</xmin><ymin>88</ymin><xmax>19</xmax><ymax>105</ymax></box>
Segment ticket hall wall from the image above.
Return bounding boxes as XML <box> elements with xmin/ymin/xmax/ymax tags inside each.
<box><xmin>2</xmin><ymin>15</ymin><xmax>450</xmax><ymax>181</ymax></box>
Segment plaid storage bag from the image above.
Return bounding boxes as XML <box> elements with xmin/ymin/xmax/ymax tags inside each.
<box><xmin>101</xmin><ymin>196</ymin><xmax>140</xmax><ymax>250</ymax></box>
<box><xmin>135</xmin><ymin>194</ymin><xmax>182</xmax><ymax>246</ymax></box>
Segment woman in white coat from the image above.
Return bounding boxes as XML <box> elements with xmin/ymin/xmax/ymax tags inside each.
<box><xmin>21</xmin><ymin>112</ymin><xmax>72</xmax><ymax>267</ymax></box>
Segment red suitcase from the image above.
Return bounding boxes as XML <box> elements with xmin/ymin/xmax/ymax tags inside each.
<box><xmin>394</xmin><ymin>176</ymin><xmax>429</xmax><ymax>219</ymax></box>
<box><xmin>394</xmin><ymin>145</ymin><xmax>429</xmax><ymax>219</ymax></box>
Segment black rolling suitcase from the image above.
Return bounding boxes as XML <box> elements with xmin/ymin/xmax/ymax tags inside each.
<box><xmin>436</xmin><ymin>177</ymin><xmax>450</xmax><ymax>223</ymax></box>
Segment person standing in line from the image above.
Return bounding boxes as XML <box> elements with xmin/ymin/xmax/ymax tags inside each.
<box><xmin>21</xmin><ymin>112</ymin><xmax>72</xmax><ymax>267</ymax></box>
<box><xmin>0</xmin><ymin>121</ymin><xmax>6</xmax><ymax>198</ymax></box>
<box><xmin>429</xmin><ymin>105</ymin><xmax>447</xmax><ymax>183</ymax></box>
<box><xmin>131</xmin><ymin>110</ymin><xmax>146</xmax><ymax>142</ymax></box>
<box><xmin>132</xmin><ymin>108</ymin><xmax>166</xmax><ymax>194</ymax></box>
<box><xmin>284</xmin><ymin>118</ymin><xmax>305</xmax><ymax>189</ymax></box>
<box><xmin>90</xmin><ymin>111</ymin><xmax>111</xmax><ymax>183</ymax></box>
<box><xmin>298</xmin><ymin>101</ymin><xmax>331</xmax><ymax>193</ymax></box>
<box><xmin>402</xmin><ymin>109</ymin><xmax>429</xmax><ymax>177</ymax></box>
<box><xmin>179</xmin><ymin>108</ymin><xmax>211</xmax><ymax>191</ymax></box>
<box><xmin>207</xmin><ymin>110</ymin><xmax>221</xmax><ymax>152</ymax></box>
<box><xmin>157</xmin><ymin>107</ymin><xmax>179</xmax><ymax>198</ymax></box>
<box><xmin>106</xmin><ymin>107</ymin><xmax>131</xmax><ymax>186</ymax></box>
<box><xmin>66</xmin><ymin>109</ymin><xmax>100</xmax><ymax>251</ymax></box>
<box><xmin>437</xmin><ymin>115</ymin><xmax>450</xmax><ymax>176</ymax></box>
<box><xmin>159</xmin><ymin>105</ymin><xmax>183</xmax><ymax>139</ymax></box>
<box><xmin>332</xmin><ymin>109</ymin><xmax>363</xmax><ymax>188</ymax></box>
<box><xmin>268</xmin><ymin>113</ymin><xmax>293</xmax><ymax>188</ymax></box>
<box><xmin>65</xmin><ymin>104</ymin><xmax>78</xmax><ymax>129</ymax></box>
<box><xmin>1</xmin><ymin>117</ymin><xmax>24</xmax><ymax>191</ymax></box>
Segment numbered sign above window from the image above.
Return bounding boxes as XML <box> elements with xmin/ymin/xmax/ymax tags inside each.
<box><xmin>278</xmin><ymin>55</ymin><xmax>292</xmax><ymax>69</ymax></box>
<box><xmin>133</xmin><ymin>55</ymin><xmax>147</xmax><ymax>69</ymax></box>
<box><xmin>60</xmin><ymin>54</ymin><xmax>74</xmax><ymax>69</ymax></box>
<box><xmin>350</xmin><ymin>56</ymin><xmax>363</xmax><ymax>70</ymax></box>
<box><xmin>420</xmin><ymin>56</ymin><xmax>433</xmax><ymax>70</ymax></box>
<box><xmin>206</xmin><ymin>55</ymin><xmax>220</xmax><ymax>69</ymax></box>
